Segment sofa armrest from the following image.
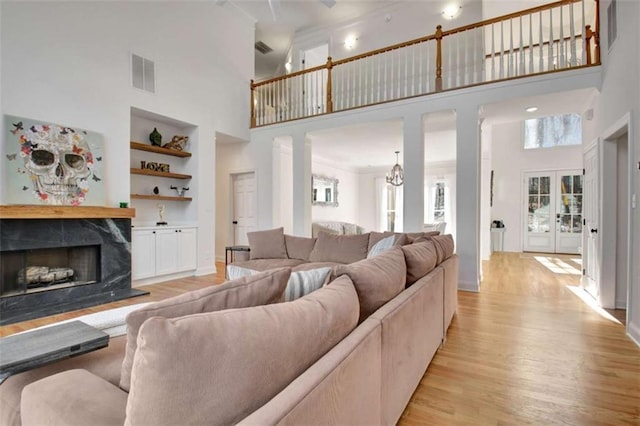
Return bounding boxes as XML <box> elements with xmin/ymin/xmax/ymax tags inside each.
<box><xmin>21</xmin><ymin>369</ymin><xmax>127</xmax><ymax>426</ymax></box>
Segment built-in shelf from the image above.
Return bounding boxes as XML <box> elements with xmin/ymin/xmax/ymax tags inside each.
<box><xmin>130</xmin><ymin>141</ymin><xmax>192</xmax><ymax>158</ymax></box>
<box><xmin>0</xmin><ymin>205</ymin><xmax>136</xmax><ymax>219</ymax></box>
<box><xmin>130</xmin><ymin>168</ymin><xmax>192</xmax><ymax>180</ymax></box>
<box><xmin>131</xmin><ymin>194</ymin><xmax>192</xmax><ymax>202</ymax></box>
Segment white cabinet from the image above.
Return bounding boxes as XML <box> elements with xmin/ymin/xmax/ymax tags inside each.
<box><xmin>132</xmin><ymin>226</ymin><xmax>197</xmax><ymax>280</ymax></box>
<box><xmin>132</xmin><ymin>230</ymin><xmax>157</xmax><ymax>280</ymax></box>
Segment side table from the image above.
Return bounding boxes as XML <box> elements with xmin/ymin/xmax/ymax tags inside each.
<box><xmin>224</xmin><ymin>245</ymin><xmax>251</xmax><ymax>279</ymax></box>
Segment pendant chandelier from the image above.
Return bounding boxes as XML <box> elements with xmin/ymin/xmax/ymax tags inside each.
<box><xmin>385</xmin><ymin>151</ymin><xmax>404</xmax><ymax>186</ymax></box>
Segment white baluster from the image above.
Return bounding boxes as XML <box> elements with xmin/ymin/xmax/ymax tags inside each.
<box><xmin>549</xmin><ymin>8</ymin><xmax>554</xmax><ymax>71</ymax></box>
<box><xmin>509</xmin><ymin>19</ymin><xmax>514</xmax><ymax>77</ymax></box>
<box><xmin>570</xmin><ymin>0</ymin><xmax>577</xmax><ymax>66</ymax></box>
<box><xmin>559</xmin><ymin>4</ymin><xmax>565</xmax><ymax>68</ymax></box>
<box><xmin>491</xmin><ymin>23</ymin><xmax>495</xmax><ymax>81</ymax></box>
<box><xmin>500</xmin><ymin>21</ymin><xmax>504</xmax><ymax>79</ymax></box>
<box><xmin>519</xmin><ymin>16</ymin><xmax>525</xmax><ymax>75</ymax></box>
<box><xmin>581</xmin><ymin>0</ymin><xmax>586</xmax><ymax>65</ymax></box>
<box><xmin>529</xmin><ymin>14</ymin><xmax>534</xmax><ymax>73</ymax></box>
<box><xmin>539</xmin><ymin>11</ymin><xmax>544</xmax><ymax>72</ymax></box>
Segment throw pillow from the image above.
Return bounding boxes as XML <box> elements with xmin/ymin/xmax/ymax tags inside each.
<box><xmin>226</xmin><ymin>265</ymin><xmax>332</xmax><ymax>302</ymax></box>
<box><xmin>125</xmin><ymin>275</ymin><xmax>359</xmax><ymax>426</ymax></box>
<box><xmin>247</xmin><ymin>227</ymin><xmax>287</xmax><ymax>260</ymax></box>
<box><xmin>334</xmin><ymin>246</ymin><xmax>407</xmax><ymax>323</ymax></box>
<box><xmin>119</xmin><ymin>267</ymin><xmax>291</xmax><ymax>392</ymax></box>
<box><xmin>284</xmin><ymin>267</ymin><xmax>332</xmax><ymax>302</ymax></box>
<box><xmin>284</xmin><ymin>235</ymin><xmax>317</xmax><ymax>261</ymax></box>
<box><xmin>226</xmin><ymin>264</ymin><xmax>260</xmax><ymax>280</ymax></box>
<box><xmin>309</xmin><ymin>231</ymin><xmax>369</xmax><ymax>264</ymax></box>
<box><xmin>367</xmin><ymin>235</ymin><xmax>396</xmax><ymax>258</ymax></box>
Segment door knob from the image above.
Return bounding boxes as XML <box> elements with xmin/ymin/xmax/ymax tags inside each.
<box><xmin>232</xmin><ymin>221</ymin><xmax>238</xmax><ymax>225</ymax></box>
<box><xmin>590</xmin><ymin>228</ymin><xmax>598</xmax><ymax>234</ymax></box>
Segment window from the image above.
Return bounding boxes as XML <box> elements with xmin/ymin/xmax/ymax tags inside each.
<box><xmin>524</xmin><ymin>113</ymin><xmax>582</xmax><ymax>149</ymax></box>
<box><xmin>386</xmin><ymin>185</ymin><xmax>398</xmax><ymax>232</ymax></box>
<box><xmin>433</xmin><ymin>182</ymin><xmax>445</xmax><ymax>222</ymax></box>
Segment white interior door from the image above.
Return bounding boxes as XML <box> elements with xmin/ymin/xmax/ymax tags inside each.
<box><xmin>583</xmin><ymin>144</ymin><xmax>599</xmax><ymax>299</ymax></box>
<box><xmin>524</xmin><ymin>172</ymin><xmax>556</xmax><ymax>253</ymax></box>
<box><xmin>555</xmin><ymin>170</ymin><xmax>583</xmax><ymax>254</ymax></box>
<box><xmin>232</xmin><ymin>172</ymin><xmax>257</xmax><ymax>246</ymax></box>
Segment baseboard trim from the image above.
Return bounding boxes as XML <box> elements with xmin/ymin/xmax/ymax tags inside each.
<box><xmin>615</xmin><ymin>299</ymin><xmax>627</xmax><ymax>309</ymax></box>
<box><xmin>458</xmin><ymin>280</ymin><xmax>479</xmax><ymax>292</ymax></box>
<box><xmin>627</xmin><ymin>321</ymin><xmax>640</xmax><ymax>348</ymax></box>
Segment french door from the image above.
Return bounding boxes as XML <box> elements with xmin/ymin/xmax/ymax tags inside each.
<box><xmin>523</xmin><ymin>170</ymin><xmax>583</xmax><ymax>254</ymax></box>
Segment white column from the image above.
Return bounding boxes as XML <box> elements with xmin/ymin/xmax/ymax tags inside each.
<box><xmin>402</xmin><ymin>111</ymin><xmax>425</xmax><ymax>232</ymax></box>
<box><xmin>456</xmin><ymin>104</ymin><xmax>481</xmax><ymax>292</ymax></box>
<box><xmin>250</xmin><ymin>133</ymin><xmax>274</xmax><ymax>230</ymax></box>
<box><xmin>292</xmin><ymin>132</ymin><xmax>312</xmax><ymax>236</ymax></box>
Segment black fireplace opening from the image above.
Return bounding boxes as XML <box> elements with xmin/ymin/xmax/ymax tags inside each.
<box><xmin>0</xmin><ymin>245</ymin><xmax>101</xmax><ymax>298</ymax></box>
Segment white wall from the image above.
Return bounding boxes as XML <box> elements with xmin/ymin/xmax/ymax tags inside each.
<box><xmin>490</xmin><ymin>121</ymin><xmax>584</xmax><ymax>252</ymax></box>
<box><xmin>215</xmin><ymin>139</ymin><xmax>254</xmax><ymax>262</ymax></box>
<box><xmin>1</xmin><ymin>1</ymin><xmax>254</xmax><ymax>275</ymax></box>
<box><xmin>311</xmin><ymin>157</ymin><xmax>359</xmax><ymax>224</ymax></box>
<box><xmin>582</xmin><ymin>0</ymin><xmax>640</xmax><ymax>344</ymax></box>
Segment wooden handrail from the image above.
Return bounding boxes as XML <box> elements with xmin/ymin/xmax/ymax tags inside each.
<box><xmin>332</xmin><ymin>33</ymin><xmax>438</xmax><ymax>66</ymax></box>
<box><xmin>252</xmin><ymin>64</ymin><xmax>327</xmax><ymax>88</ymax></box>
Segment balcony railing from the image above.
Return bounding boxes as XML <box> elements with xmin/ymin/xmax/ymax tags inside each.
<box><xmin>250</xmin><ymin>0</ymin><xmax>600</xmax><ymax>128</ymax></box>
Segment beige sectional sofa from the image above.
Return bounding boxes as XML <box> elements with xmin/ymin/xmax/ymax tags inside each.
<box><xmin>0</xmin><ymin>228</ymin><xmax>458</xmax><ymax>426</ymax></box>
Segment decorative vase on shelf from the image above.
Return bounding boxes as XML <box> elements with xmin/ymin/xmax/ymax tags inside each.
<box><xmin>149</xmin><ymin>127</ymin><xmax>162</xmax><ymax>146</ymax></box>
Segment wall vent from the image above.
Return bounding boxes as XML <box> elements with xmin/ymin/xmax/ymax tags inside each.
<box><xmin>131</xmin><ymin>53</ymin><xmax>156</xmax><ymax>93</ymax></box>
<box><xmin>254</xmin><ymin>41</ymin><xmax>273</xmax><ymax>54</ymax></box>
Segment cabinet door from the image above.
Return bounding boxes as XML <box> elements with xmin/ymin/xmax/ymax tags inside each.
<box><xmin>177</xmin><ymin>228</ymin><xmax>197</xmax><ymax>272</ymax></box>
<box><xmin>132</xmin><ymin>230</ymin><xmax>157</xmax><ymax>280</ymax></box>
<box><xmin>155</xmin><ymin>229</ymin><xmax>179</xmax><ymax>276</ymax></box>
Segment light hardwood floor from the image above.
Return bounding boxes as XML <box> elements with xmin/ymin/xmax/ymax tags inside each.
<box><xmin>399</xmin><ymin>252</ymin><xmax>639</xmax><ymax>425</ymax></box>
<box><xmin>1</xmin><ymin>255</ymin><xmax>638</xmax><ymax>424</ymax></box>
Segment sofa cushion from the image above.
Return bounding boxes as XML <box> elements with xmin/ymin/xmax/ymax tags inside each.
<box><xmin>119</xmin><ymin>268</ymin><xmax>291</xmax><ymax>392</ymax></box>
<box><xmin>309</xmin><ymin>232</ymin><xmax>369</xmax><ymax>264</ymax></box>
<box><xmin>335</xmin><ymin>247</ymin><xmax>407</xmax><ymax>322</ymax></box>
<box><xmin>125</xmin><ymin>275</ymin><xmax>359</xmax><ymax>426</ymax></box>
<box><xmin>248</xmin><ymin>227</ymin><xmax>287</xmax><ymax>260</ymax></box>
<box><xmin>22</xmin><ymin>369</ymin><xmax>127</xmax><ymax>426</ymax></box>
<box><xmin>431</xmin><ymin>234</ymin><xmax>455</xmax><ymax>261</ymax></box>
<box><xmin>401</xmin><ymin>240</ymin><xmax>438</xmax><ymax>286</ymax></box>
<box><xmin>285</xmin><ymin>235</ymin><xmax>317</xmax><ymax>261</ymax></box>
<box><xmin>413</xmin><ymin>234</ymin><xmax>454</xmax><ymax>264</ymax></box>
<box><xmin>231</xmin><ymin>258</ymin><xmax>305</xmax><ymax>272</ymax></box>
<box><xmin>406</xmin><ymin>231</ymin><xmax>440</xmax><ymax>243</ymax></box>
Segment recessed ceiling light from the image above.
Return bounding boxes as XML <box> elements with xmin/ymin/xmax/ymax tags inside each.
<box><xmin>525</xmin><ymin>106</ymin><xmax>539</xmax><ymax>113</ymax></box>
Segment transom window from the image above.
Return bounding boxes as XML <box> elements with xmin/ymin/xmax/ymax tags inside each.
<box><xmin>524</xmin><ymin>113</ymin><xmax>582</xmax><ymax>149</ymax></box>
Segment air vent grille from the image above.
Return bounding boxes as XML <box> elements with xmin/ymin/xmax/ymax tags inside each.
<box><xmin>254</xmin><ymin>41</ymin><xmax>273</xmax><ymax>54</ymax></box>
<box><xmin>131</xmin><ymin>53</ymin><xmax>155</xmax><ymax>93</ymax></box>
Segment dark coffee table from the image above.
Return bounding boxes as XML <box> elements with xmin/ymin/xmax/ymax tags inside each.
<box><xmin>0</xmin><ymin>320</ymin><xmax>109</xmax><ymax>383</ymax></box>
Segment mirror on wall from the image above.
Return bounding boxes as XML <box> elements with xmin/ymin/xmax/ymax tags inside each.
<box><xmin>312</xmin><ymin>174</ymin><xmax>339</xmax><ymax>207</ymax></box>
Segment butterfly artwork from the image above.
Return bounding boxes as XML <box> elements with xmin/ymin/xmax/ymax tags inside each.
<box><xmin>5</xmin><ymin>114</ymin><xmax>105</xmax><ymax>206</ymax></box>
<box><xmin>11</xmin><ymin>122</ymin><xmax>23</xmax><ymax>135</ymax></box>
<box><xmin>96</xmin><ymin>156</ymin><xmax>102</xmax><ymax>161</ymax></box>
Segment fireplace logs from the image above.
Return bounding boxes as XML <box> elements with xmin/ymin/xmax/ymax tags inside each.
<box><xmin>17</xmin><ymin>266</ymin><xmax>75</xmax><ymax>288</ymax></box>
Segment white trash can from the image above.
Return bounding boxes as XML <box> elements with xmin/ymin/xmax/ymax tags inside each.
<box><xmin>490</xmin><ymin>228</ymin><xmax>505</xmax><ymax>252</ymax></box>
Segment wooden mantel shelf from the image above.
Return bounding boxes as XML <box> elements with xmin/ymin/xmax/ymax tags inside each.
<box><xmin>0</xmin><ymin>205</ymin><xmax>136</xmax><ymax>219</ymax></box>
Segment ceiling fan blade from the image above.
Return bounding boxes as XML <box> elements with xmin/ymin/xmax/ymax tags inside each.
<box><xmin>268</xmin><ymin>0</ymin><xmax>280</xmax><ymax>21</ymax></box>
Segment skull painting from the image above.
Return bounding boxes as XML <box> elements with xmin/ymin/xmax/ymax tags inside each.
<box><xmin>20</xmin><ymin>124</ymin><xmax>94</xmax><ymax>205</ymax></box>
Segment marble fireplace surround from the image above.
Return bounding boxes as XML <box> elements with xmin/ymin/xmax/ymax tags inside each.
<box><xmin>0</xmin><ymin>206</ymin><xmax>148</xmax><ymax>326</ymax></box>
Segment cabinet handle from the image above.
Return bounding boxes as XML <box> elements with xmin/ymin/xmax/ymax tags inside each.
<box><xmin>153</xmin><ymin>231</ymin><xmax>156</xmax><ymax>234</ymax></box>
